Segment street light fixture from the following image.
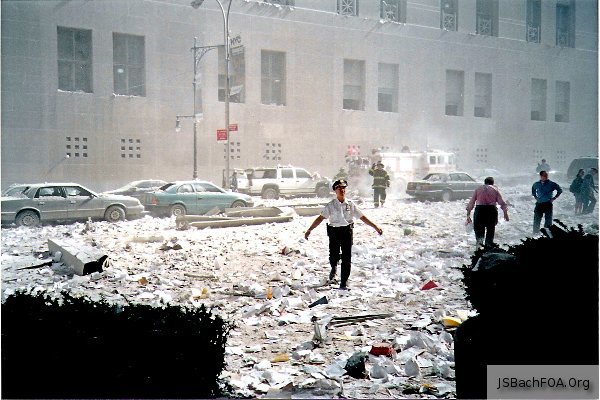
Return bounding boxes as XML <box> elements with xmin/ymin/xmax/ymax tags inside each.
<box><xmin>191</xmin><ymin>0</ymin><xmax>232</xmax><ymax>189</ymax></box>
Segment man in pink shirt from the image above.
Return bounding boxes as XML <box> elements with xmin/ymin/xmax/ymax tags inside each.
<box><xmin>466</xmin><ymin>177</ymin><xmax>509</xmax><ymax>248</ymax></box>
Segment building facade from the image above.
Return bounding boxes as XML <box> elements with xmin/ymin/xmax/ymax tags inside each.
<box><xmin>1</xmin><ymin>0</ymin><xmax>598</xmax><ymax>191</ymax></box>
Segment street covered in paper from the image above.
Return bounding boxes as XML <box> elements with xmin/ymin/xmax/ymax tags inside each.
<box><xmin>1</xmin><ymin>188</ymin><xmax>598</xmax><ymax>398</ymax></box>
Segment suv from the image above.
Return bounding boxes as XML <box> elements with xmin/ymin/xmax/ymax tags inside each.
<box><xmin>567</xmin><ymin>156</ymin><xmax>598</xmax><ymax>180</ymax></box>
<box><xmin>237</xmin><ymin>166</ymin><xmax>331</xmax><ymax>199</ymax></box>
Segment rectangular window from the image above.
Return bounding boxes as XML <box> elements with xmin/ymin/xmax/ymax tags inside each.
<box><xmin>113</xmin><ymin>33</ymin><xmax>145</xmax><ymax>96</ymax></box>
<box><xmin>526</xmin><ymin>0</ymin><xmax>541</xmax><ymax>43</ymax></box>
<box><xmin>556</xmin><ymin>1</ymin><xmax>575</xmax><ymax>48</ymax></box>
<box><xmin>380</xmin><ymin>0</ymin><xmax>406</xmax><ymax>23</ymax></box>
<box><xmin>338</xmin><ymin>0</ymin><xmax>358</xmax><ymax>16</ymax></box>
<box><xmin>445</xmin><ymin>70</ymin><xmax>464</xmax><ymax>116</ymax></box>
<box><xmin>441</xmin><ymin>0</ymin><xmax>458</xmax><ymax>31</ymax></box>
<box><xmin>261</xmin><ymin>50</ymin><xmax>286</xmax><ymax>106</ymax></box>
<box><xmin>378</xmin><ymin>63</ymin><xmax>398</xmax><ymax>112</ymax></box>
<box><xmin>476</xmin><ymin>0</ymin><xmax>498</xmax><ymax>37</ymax></box>
<box><xmin>555</xmin><ymin>81</ymin><xmax>570</xmax><ymax>122</ymax></box>
<box><xmin>343</xmin><ymin>59</ymin><xmax>365</xmax><ymax>111</ymax></box>
<box><xmin>219</xmin><ymin>46</ymin><xmax>245</xmax><ymax>103</ymax></box>
<box><xmin>57</xmin><ymin>27</ymin><xmax>92</xmax><ymax>92</ymax></box>
<box><xmin>531</xmin><ymin>78</ymin><xmax>547</xmax><ymax>121</ymax></box>
<box><xmin>474</xmin><ymin>73</ymin><xmax>492</xmax><ymax>118</ymax></box>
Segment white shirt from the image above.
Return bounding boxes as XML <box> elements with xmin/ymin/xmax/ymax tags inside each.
<box><xmin>320</xmin><ymin>198</ymin><xmax>364</xmax><ymax>227</ymax></box>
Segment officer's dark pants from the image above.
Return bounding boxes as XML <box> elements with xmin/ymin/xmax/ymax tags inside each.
<box><xmin>473</xmin><ymin>205</ymin><xmax>498</xmax><ymax>247</ymax></box>
<box><xmin>373</xmin><ymin>188</ymin><xmax>387</xmax><ymax>207</ymax></box>
<box><xmin>327</xmin><ymin>224</ymin><xmax>353</xmax><ymax>286</ymax></box>
<box><xmin>533</xmin><ymin>201</ymin><xmax>553</xmax><ymax>234</ymax></box>
<box><xmin>582</xmin><ymin>193</ymin><xmax>597</xmax><ymax>214</ymax></box>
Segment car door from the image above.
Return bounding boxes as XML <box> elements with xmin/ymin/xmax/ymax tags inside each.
<box><xmin>64</xmin><ymin>185</ymin><xmax>103</xmax><ymax>219</ymax></box>
<box><xmin>194</xmin><ymin>182</ymin><xmax>228</xmax><ymax>213</ymax></box>
<box><xmin>295</xmin><ymin>168</ymin><xmax>315</xmax><ymax>195</ymax></box>
<box><xmin>278</xmin><ymin>168</ymin><xmax>295</xmax><ymax>195</ymax></box>
<box><xmin>174</xmin><ymin>183</ymin><xmax>198</xmax><ymax>214</ymax></box>
<box><xmin>458</xmin><ymin>173</ymin><xmax>479</xmax><ymax>197</ymax></box>
<box><xmin>33</xmin><ymin>186</ymin><xmax>69</xmax><ymax>221</ymax></box>
<box><xmin>448</xmin><ymin>173</ymin><xmax>465</xmax><ymax>196</ymax></box>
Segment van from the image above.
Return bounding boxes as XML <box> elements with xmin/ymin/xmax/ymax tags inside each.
<box><xmin>566</xmin><ymin>157</ymin><xmax>598</xmax><ymax>180</ymax></box>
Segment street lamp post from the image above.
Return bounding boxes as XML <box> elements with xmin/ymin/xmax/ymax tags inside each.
<box><xmin>191</xmin><ymin>0</ymin><xmax>232</xmax><ymax>189</ymax></box>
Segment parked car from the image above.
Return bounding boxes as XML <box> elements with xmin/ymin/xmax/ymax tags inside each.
<box><xmin>474</xmin><ymin>168</ymin><xmax>533</xmax><ymax>187</ymax></box>
<box><xmin>144</xmin><ymin>180</ymin><xmax>254</xmax><ymax>217</ymax></box>
<box><xmin>103</xmin><ymin>179</ymin><xmax>168</xmax><ymax>201</ymax></box>
<box><xmin>406</xmin><ymin>172</ymin><xmax>480</xmax><ymax>201</ymax></box>
<box><xmin>1</xmin><ymin>183</ymin><xmax>145</xmax><ymax>227</ymax></box>
<box><xmin>236</xmin><ymin>165</ymin><xmax>332</xmax><ymax>199</ymax></box>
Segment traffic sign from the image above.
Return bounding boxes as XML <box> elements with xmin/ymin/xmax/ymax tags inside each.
<box><xmin>217</xmin><ymin>129</ymin><xmax>227</xmax><ymax>141</ymax></box>
<box><xmin>229</xmin><ymin>123</ymin><xmax>238</xmax><ymax>132</ymax></box>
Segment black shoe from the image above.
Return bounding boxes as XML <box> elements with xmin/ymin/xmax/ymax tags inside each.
<box><xmin>329</xmin><ymin>267</ymin><xmax>336</xmax><ymax>281</ymax></box>
<box><xmin>339</xmin><ymin>284</ymin><xmax>350</xmax><ymax>291</ymax></box>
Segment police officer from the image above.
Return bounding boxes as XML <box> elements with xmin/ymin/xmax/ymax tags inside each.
<box><xmin>369</xmin><ymin>161</ymin><xmax>390</xmax><ymax>207</ymax></box>
<box><xmin>304</xmin><ymin>179</ymin><xmax>382</xmax><ymax>290</ymax></box>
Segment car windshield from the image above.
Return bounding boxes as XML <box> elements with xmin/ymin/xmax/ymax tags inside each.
<box><xmin>423</xmin><ymin>174</ymin><xmax>446</xmax><ymax>181</ymax></box>
<box><xmin>113</xmin><ymin>182</ymin><xmax>137</xmax><ymax>191</ymax></box>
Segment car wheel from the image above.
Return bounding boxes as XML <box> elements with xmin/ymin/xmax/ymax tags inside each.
<box><xmin>441</xmin><ymin>190</ymin><xmax>452</xmax><ymax>202</ymax></box>
<box><xmin>104</xmin><ymin>205</ymin><xmax>125</xmax><ymax>223</ymax></box>
<box><xmin>262</xmin><ymin>188</ymin><xmax>278</xmax><ymax>199</ymax></box>
<box><xmin>231</xmin><ymin>200</ymin><xmax>246</xmax><ymax>208</ymax></box>
<box><xmin>170</xmin><ymin>204</ymin><xmax>186</xmax><ymax>217</ymax></box>
<box><xmin>316</xmin><ymin>186</ymin><xmax>329</xmax><ymax>198</ymax></box>
<box><xmin>16</xmin><ymin>210</ymin><xmax>40</xmax><ymax>227</ymax></box>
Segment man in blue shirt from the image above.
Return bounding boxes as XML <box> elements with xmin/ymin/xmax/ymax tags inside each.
<box><xmin>531</xmin><ymin>170</ymin><xmax>562</xmax><ymax>234</ymax></box>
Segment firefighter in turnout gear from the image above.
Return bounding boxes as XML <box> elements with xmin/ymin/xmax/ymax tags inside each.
<box><xmin>369</xmin><ymin>161</ymin><xmax>390</xmax><ymax>207</ymax></box>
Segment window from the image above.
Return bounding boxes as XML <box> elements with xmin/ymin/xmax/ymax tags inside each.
<box><xmin>476</xmin><ymin>148</ymin><xmax>488</xmax><ymax>164</ymax></box>
<box><xmin>531</xmin><ymin>78</ymin><xmax>547</xmax><ymax>121</ymax></box>
<box><xmin>476</xmin><ymin>0</ymin><xmax>498</xmax><ymax>37</ymax></box>
<box><xmin>338</xmin><ymin>0</ymin><xmax>358</xmax><ymax>16</ymax></box>
<box><xmin>37</xmin><ymin>187</ymin><xmax>64</xmax><ymax>198</ymax></box>
<box><xmin>113</xmin><ymin>33</ymin><xmax>145</xmax><ymax>96</ymax></box>
<box><xmin>526</xmin><ymin>0</ymin><xmax>541</xmax><ymax>43</ymax></box>
<box><xmin>440</xmin><ymin>0</ymin><xmax>458</xmax><ymax>31</ymax></box>
<box><xmin>57</xmin><ymin>27</ymin><xmax>92</xmax><ymax>92</ymax></box>
<box><xmin>445</xmin><ymin>70</ymin><xmax>464</xmax><ymax>116</ymax></box>
<box><xmin>556</xmin><ymin>1</ymin><xmax>575</xmax><ymax>48</ymax></box>
<box><xmin>281</xmin><ymin>168</ymin><xmax>293</xmax><ymax>178</ymax></box>
<box><xmin>194</xmin><ymin>182</ymin><xmax>222</xmax><ymax>193</ymax></box>
<box><xmin>343</xmin><ymin>59</ymin><xmax>365</xmax><ymax>111</ymax></box>
<box><xmin>261</xmin><ymin>50</ymin><xmax>286</xmax><ymax>106</ymax></box>
<box><xmin>380</xmin><ymin>0</ymin><xmax>406</xmax><ymax>23</ymax></box>
<box><xmin>474</xmin><ymin>73</ymin><xmax>492</xmax><ymax>118</ymax></box>
<box><xmin>296</xmin><ymin>169</ymin><xmax>311</xmax><ymax>179</ymax></box>
<box><xmin>177</xmin><ymin>184</ymin><xmax>194</xmax><ymax>193</ymax></box>
<box><xmin>555</xmin><ymin>81</ymin><xmax>570</xmax><ymax>122</ymax></box>
<box><xmin>219</xmin><ymin>46</ymin><xmax>245</xmax><ymax>103</ymax></box>
<box><xmin>378</xmin><ymin>63</ymin><xmax>398</xmax><ymax>112</ymax></box>
<box><xmin>65</xmin><ymin>186</ymin><xmax>92</xmax><ymax>197</ymax></box>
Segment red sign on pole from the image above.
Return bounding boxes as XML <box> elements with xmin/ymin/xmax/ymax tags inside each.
<box><xmin>217</xmin><ymin>129</ymin><xmax>227</xmax><ymax>141</ymax></box>
<box><xmin>229</xmin><ymin>123</ymin><xmax>238</xmax><ymax>132</ymax></box>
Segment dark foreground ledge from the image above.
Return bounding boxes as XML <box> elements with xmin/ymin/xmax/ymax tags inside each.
<box><xmin>2</xmin><ymin>292</ymin><xmax>233</xmax><ymax>399</ymax></box>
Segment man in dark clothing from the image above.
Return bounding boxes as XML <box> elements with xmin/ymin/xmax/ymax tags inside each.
<box><xmin>304</xmin><ymin>179</ymin><xmax>382</xmax><ymax>290</ymax></box>
<box><xmin>368</xmin><ymin>161</ymin><xmax>390</xmax><ymax>207</ymax></box>
<box><xmin>531</xmin><ymin>170</ymin><xmax>562</xmax><ymax>234</ymax></box>
<box><xmin>581</xmin><ymin>167</ymin><xmax>598</xmax><ymax>214</ymax></box>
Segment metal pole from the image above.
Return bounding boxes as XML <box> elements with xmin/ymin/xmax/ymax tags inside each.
<box><xmin>224</xmin><ymin>0</ymin><xmax>232</xmax><ymax>189</ymax></box>
<box><xmin>192</xmin><ymin>37</ymin><xmax>198</xmax><ymax>179</ymax></box>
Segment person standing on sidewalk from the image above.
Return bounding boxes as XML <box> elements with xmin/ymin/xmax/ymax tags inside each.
<box><xmin>466</xmin><ymin>177</ymin><xmax>509</xmax><ymax>249</ymax></box>
<box><xmin>304</xmin><ymin>179</ymin><xmax>383</xmax><ymax>290</ymax></box>
<box><xmin>369</xmin><ymin>161</ymin><xmax>390</xmax><ymax>207</ymax></box>
<box><xmin>531</xmin><ymin>170</ymin><xmax>562</xmax><ymax>234</ymax></box>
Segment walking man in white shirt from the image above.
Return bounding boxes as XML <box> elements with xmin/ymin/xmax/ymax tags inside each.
<box><xmin>304</xmin><ymin>179</ymin><xmax>383</xmax><ymax>290</ymax></box>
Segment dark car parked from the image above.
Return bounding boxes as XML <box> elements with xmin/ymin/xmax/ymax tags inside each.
<box><xmin>406</xmin><ymin>172</ymin><xmax>480</xmax><ymax>201</ymax></box>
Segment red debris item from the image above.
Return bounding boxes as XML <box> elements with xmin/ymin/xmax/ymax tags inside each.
<box><xmin>369</xmin><ymin>342</ymin><xmax>394</xmax><ymax>356</ymax></box>
<box><xmin>281</xmin><ymin>246</ymin><xmax>287</xmax><ymax>255</ymax></box>
<box><xmin>421</xmin><ymin>280</ymin><xmax>438</xmax><ymax>290</ymax></box>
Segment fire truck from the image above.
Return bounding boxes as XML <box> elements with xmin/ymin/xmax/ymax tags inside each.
<box><xmin>345</xmin><ymin>149</ymin><xmax>457</xmax><ymax>194</ymax></box>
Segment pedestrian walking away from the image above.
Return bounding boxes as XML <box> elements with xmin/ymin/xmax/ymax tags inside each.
<box><xmin>466</xmin><ymin>177</ymin><xmax>509</xmax><ymax>249</ymax></box>
<box><xmin>569</xmin><ymin>168</ymin><xmax>585</xmax><ymax>214</ymax></box>
<box><xmin>304</xmin><ymin>179</ymin><xmax>383</xmax><ymax>290</ymax></box>
<box><xmin>531</xmin><ymin>170</ymin><xmax>562</xmax><ymax>234</ymax></box>
<box><xmin>536</xmin><ymin>158</ymin><xmax>551</xmax><ymax>173</ymax></box>
<box><xmin>369</xmin><ymin>161</ymin><xmax>390</xmax><ymax>207</ymax></box>
<box><xmin>580</xmin><ymin>167</ymin><xmax>598</xmax><ymax>214</ymax></box>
